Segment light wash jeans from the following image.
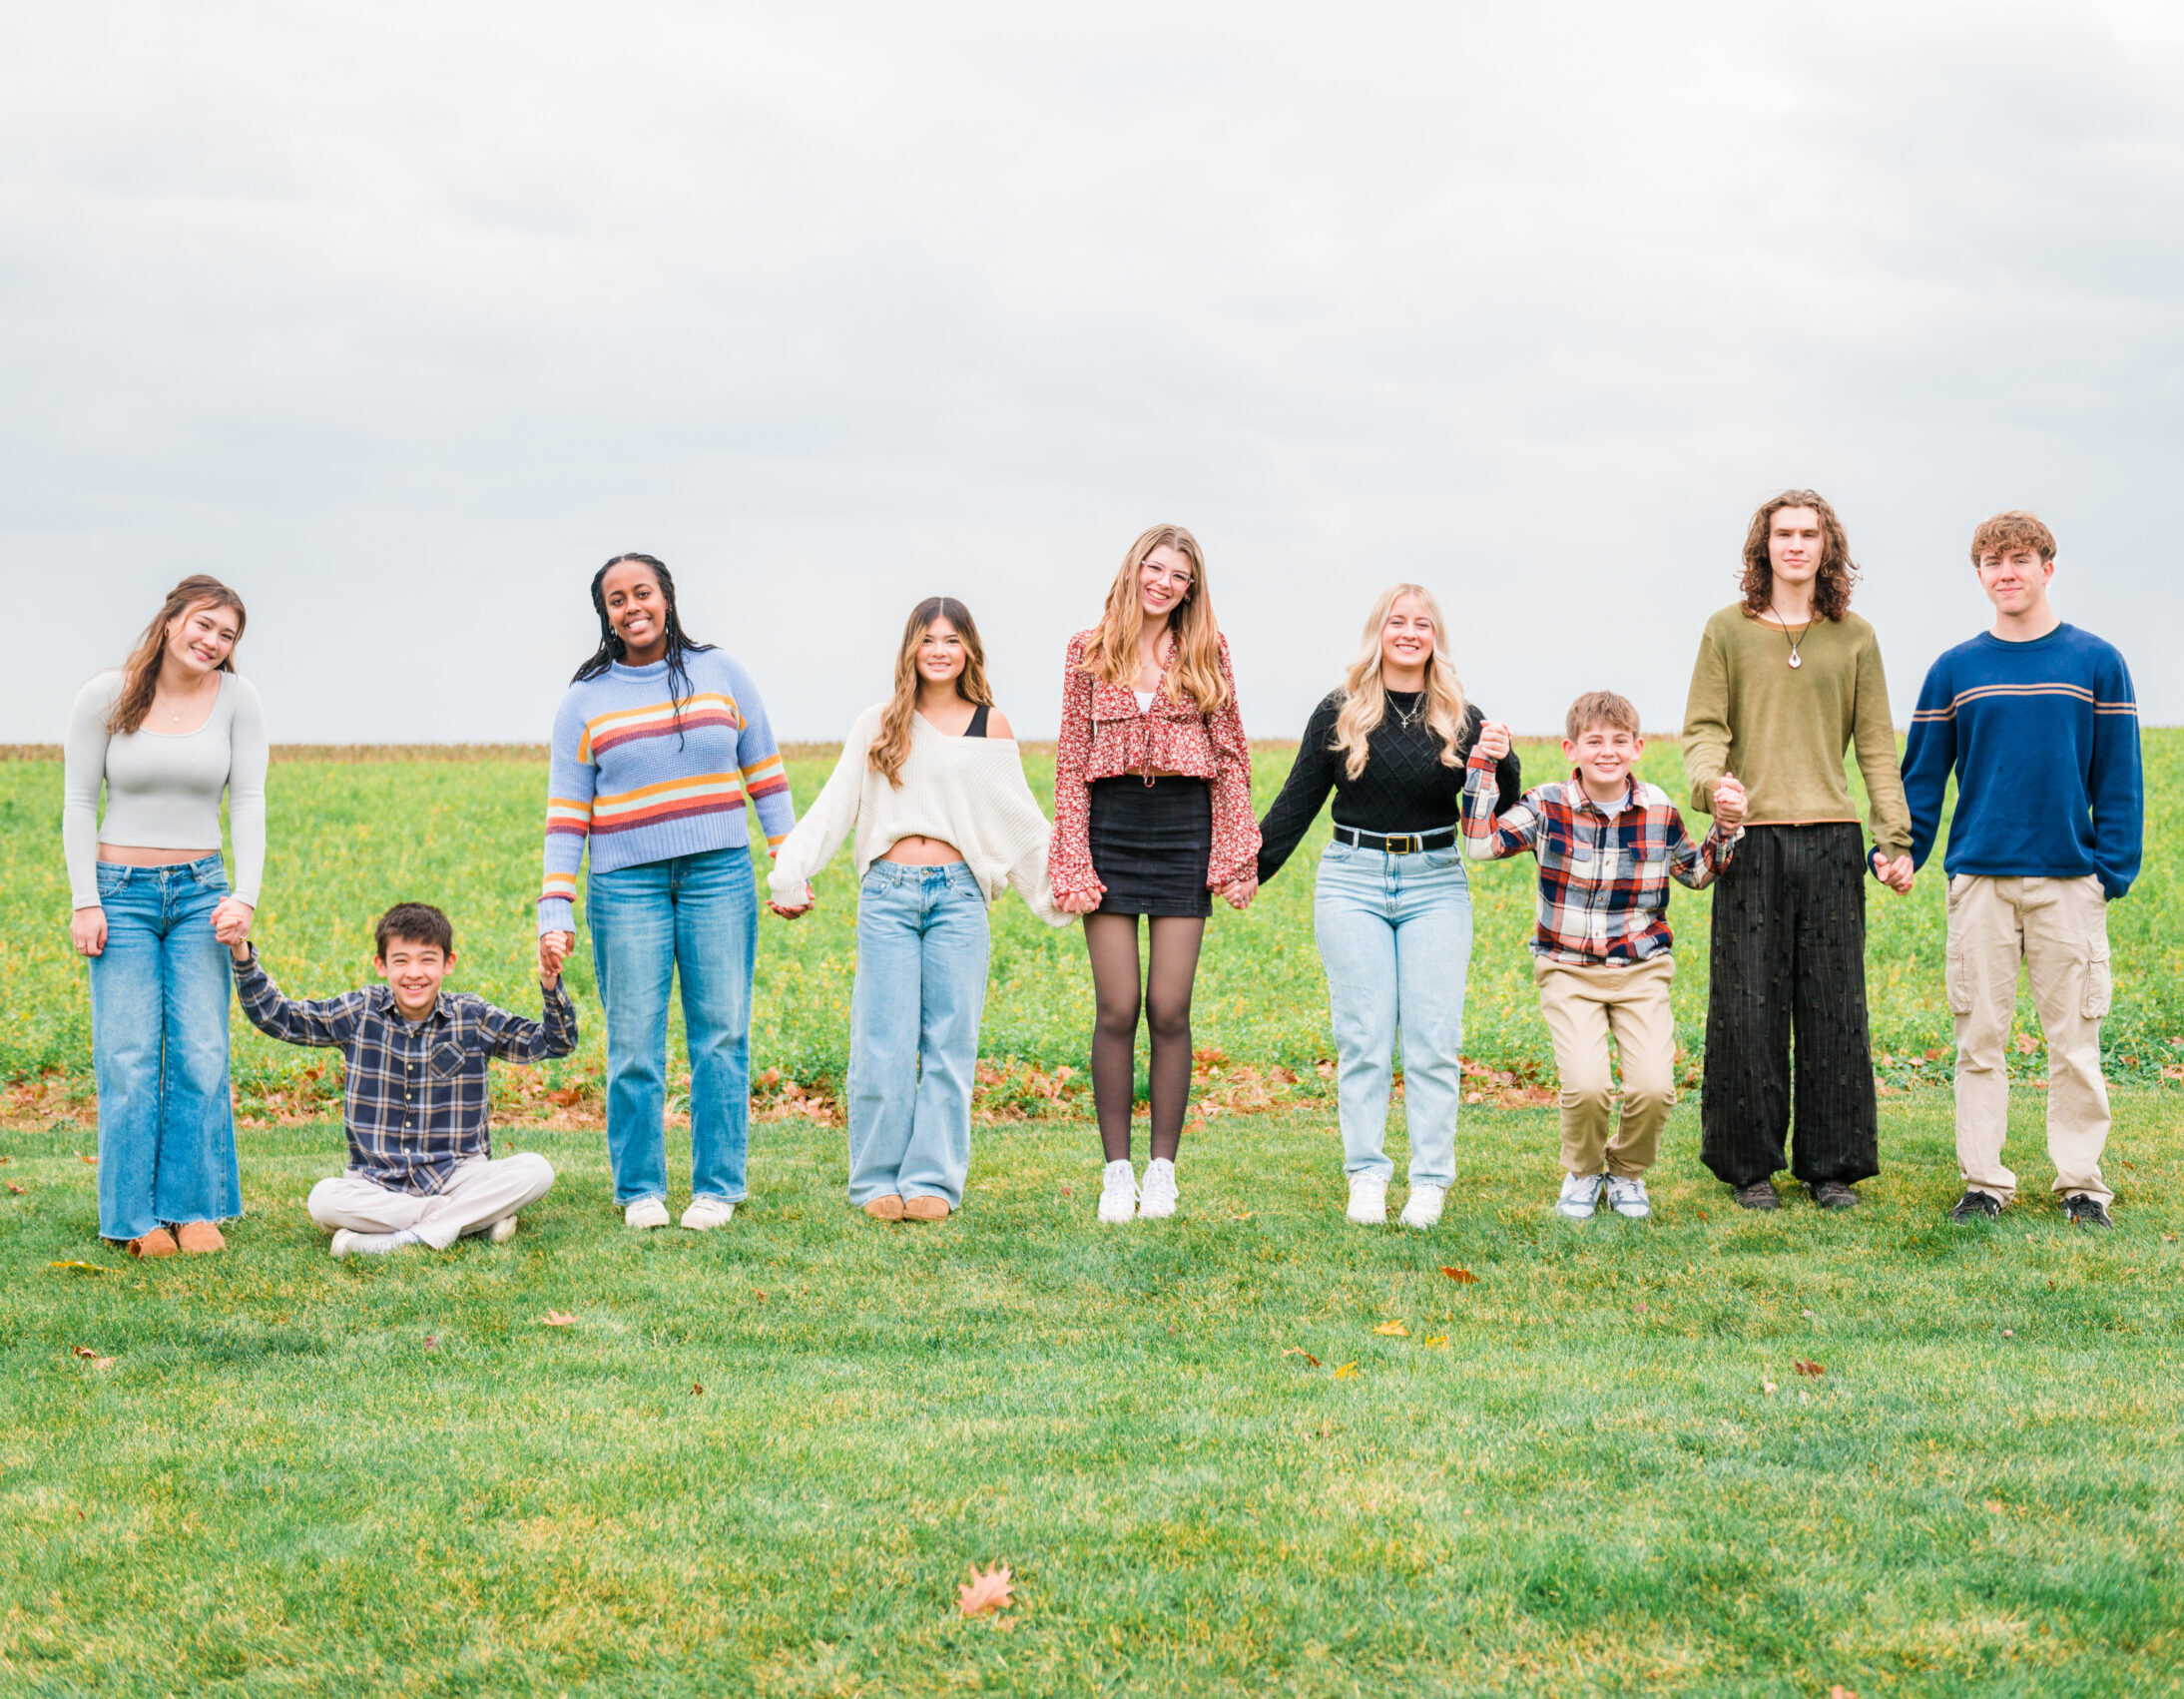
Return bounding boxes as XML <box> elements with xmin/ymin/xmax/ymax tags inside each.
<box><xmin>1314</xmin><ymin>839</ymin><xmax>1472</xmax><ymax>1188</ymax></box>
<box><xmin>588</xmin><ymin>846</ymin><xmax>757</xmax><ymax>1206</ymax></box>
<box><xmin>89</xmin><ymin>855</ymin><xmax>241</xmax><ymax>1240</ymax></box>
<box><xmin>844</xmin><ymin>862</ymin><xmax>990</xmax><ymax>1208</ymax></box>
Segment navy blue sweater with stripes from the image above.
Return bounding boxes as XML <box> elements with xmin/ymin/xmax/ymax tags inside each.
<box><xmin>1901</xmin><ymin>623</ymin><xmax>2142</xmax><ymax>899</ymax></box>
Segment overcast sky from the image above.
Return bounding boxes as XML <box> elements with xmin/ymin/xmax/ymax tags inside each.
<box><xmin>4</xmin><ymin>1</ymin><xmax>2180</xmax><ymax>744</ymax></box>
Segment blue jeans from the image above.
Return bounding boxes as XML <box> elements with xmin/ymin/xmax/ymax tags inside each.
<box><xmin>89</xmin><ymin>855</ymin><xmax>241</xmax><ymax>1240</ymax></box>
<box><xmin>588</xmin><ymin>847</ymin><xmax>757</xmax><ymax>1206</ymax></box>
<box><xmin>844</xmin><ymin>862</ymin><xmax>990</xmax><ymax>1208</ymax></box>
<box><xmin>1314</xmin><ymin>839</ymin><xmax>1472</xmax><ymax>1188</ymax></box>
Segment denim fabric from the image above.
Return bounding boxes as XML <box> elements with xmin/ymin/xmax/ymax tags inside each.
<box><xmin>89</xmin><ymin>855</ymin><xmax>240</xmax><ymax>1239</ymax></box>
<box><xmin>1313</xmin><ymin>840</ymin><xmax>1472</xmax><ymax>1188</ymax></box>
<box><xmin>844</xmin><ymin>862</ymin><xmax>990</xmax><ymax>1207</ymax></box>
<box><xmin>588</xmin><ymin>846</ymin><xmax>757</xmax><ymax>1205</ymax></box>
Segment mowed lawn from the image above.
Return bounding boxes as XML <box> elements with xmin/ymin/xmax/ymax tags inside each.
<box><xmin>6</xmin><ymin>1098</ymin><xmax>2184</xmax><ymax>1698</ymax></box>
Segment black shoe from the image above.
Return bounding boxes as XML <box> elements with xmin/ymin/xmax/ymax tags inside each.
<box><xmin>1732</xmin><ymin>1181</ymin><xmax>1781</xmax><ymax>1211</ymax></box>
<box><xmin>1949</xmin><ymin>1190</ymin><xmax>2002</xmax><ymax>1222</ymax></box>
<box><xmin>1808</xmin><ymin>1181</ymin><xmax>1859</xmax><ymax>1211</ymax></box>
<box><xmin>2063</xmin><ymin>1193</ymin><xmax>2113</xmax><ymax>1229</ymax></box>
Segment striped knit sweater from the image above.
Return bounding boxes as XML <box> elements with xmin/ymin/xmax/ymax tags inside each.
<box><xmin>538</xmin><ymin>652</ymin><xmax>796</xmax><ymax>934</ymax></box>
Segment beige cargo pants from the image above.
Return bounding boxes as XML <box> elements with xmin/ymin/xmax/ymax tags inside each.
<box><xmin>306</xmin><ymin>1153</ymin><xmax>556</xmax><ymax>1250</ymax></box>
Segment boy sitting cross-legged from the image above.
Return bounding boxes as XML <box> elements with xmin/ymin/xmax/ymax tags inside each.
<box><xmin>1464</xmin><ymin>693</ymin><xmax>1746</xmax><ymax>1221</ymax></box>
<box><xmin>232</xmin><ymin>902</ymin><xmax>577</xmax><ymax>1257</ymax></box>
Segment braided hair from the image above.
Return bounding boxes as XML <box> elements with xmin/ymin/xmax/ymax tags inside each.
<box><xmin>571</xmin><ymin>553</ymin><xmax>717</xmax><ymax>747</ymax></box>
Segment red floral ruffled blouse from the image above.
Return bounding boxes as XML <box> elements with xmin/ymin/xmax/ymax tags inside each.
<box><xmin>1047</xmin><ymin>628</ymin><xmax>1261</xmax><ymax>902</ymax></box>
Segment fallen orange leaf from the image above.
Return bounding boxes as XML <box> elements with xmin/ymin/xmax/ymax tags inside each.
<box><xmin>691</xmin><ymin>1384</ymin><xmax>705</xmax><ymax>1396</ymax></box>
<box><xmin>71</xmin><ymin>1345</ymin><xmax>116</xmax><ymax>1371</ymax></box>
<box><xmin>5</xmin><ymin>1182</ymin><xmax>24</xmax><ymax>1195</ymax></box>
<box><xmin>1794</xmin><ymin>1360</ymin><xmax>1824</xmax><ymax>1378</ymax></box>
<box><xmin>542</xmin><ymin>1311</ymin><xmax>577</xmax><ymax>1327</ymax></box>
<box><xmin>1332</xmin><ymin>1362</ymin><xmax>1359</xmax><ymax>1380</ymax></box>
<box><xmin>1439</xmin><ymin>1266</ymin><xmax>1478</xmax><ymax>1284</ymax></box>
<box><xmin>1280</xmin><ymin>1347</ymin><xmax>1323</xmax><ymax>1367</ymax></box>
<box><xmin>957</xmin><ymin>1562</ymin><xmax>1014</xmax><ymax>1618</ymax></box>
<box><xmin>1372</xmin><ymin>1319</ymin><xmax>1408</xmax><ymax>1337</ymax></box>
<box><xmin>1830</xmin><ymin>1687</ymin><xmax>1861</xmax><ymax>1699</ymax></box>
<box><xmin>77</xmin><ymin>1152</ymin><xmax>97</xmax><ymax>1166</ymax></box>
<box><xmin>1421</xmin><ymin>1336</ymin><xmax>1449</xmax><ymax>1349</ymax></box>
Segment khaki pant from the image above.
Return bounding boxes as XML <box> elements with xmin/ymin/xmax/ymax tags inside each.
<box><xmin>306</xmin><ymin>1153</ymin><xmax>555</xmax><ymax>1250</ymax></box>
<box><xmin>1533</xmin><ymin>955</ymin><xmax>1677</xmax><ymax>1178</ymax></box>
<box><xmin>1946</xmin><ymin>873</ymin><xmax>2112</xmax><ymax>1207</ymax></box>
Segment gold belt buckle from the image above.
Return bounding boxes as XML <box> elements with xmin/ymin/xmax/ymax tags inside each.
<box><xmin>1387</xmin><ymin>834</ymin><xmax>1415</xmax><ymax>854</ymax></box>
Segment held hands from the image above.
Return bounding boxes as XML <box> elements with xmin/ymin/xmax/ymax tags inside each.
<box><xmin>768</xmin><ymin>883</ymin><xmax>817</xmax><ymax>920</ymax></box>
<box><xmin>538</xmin><ymin>929</ymin><xmax>574</xmax><ymax>985</ymax></box>
<box><xmin>1056</xmin><ymin>887</ymin><xmax>1104</xmax><ymax>916</ymax></box>
<box><xmin>1474</xmin><ymin>720</ymin><xmax>1512</xmax><ymax>763</ymax></box>
<box><xmin>1872</xmin><ymin>851</ymin><xmax>1915</xmax><ymax>895</ymax></box>
<box><xmin>1219</xmin><ymin>875</ymin><xmax>1259</xmax><ymax>911</ymax></box>
<box><xmin>210</xmin><ymin>896</ymin><xmax>255</xmax><ymax>947</ymax></box>
<box><xmin>1711</xmin><ymin>773</ymin><xmax>1748</xmax><ymax>831</ymax></box>
<box><xmin>69</xmin><ymin>905</ymin><xmax>108</xmax><ymax>958</ymax></box>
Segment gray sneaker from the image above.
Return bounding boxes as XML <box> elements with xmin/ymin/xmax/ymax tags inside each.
<box><xmin>1604</xmin><ymin>1175</ymin><xmax>1652</xmax><ymax>1219</ymax></box>
<box><xmin>1556</xmin><ymin>1173</ymin><xmax>1603</xmax><ymax>1220</ymax></box>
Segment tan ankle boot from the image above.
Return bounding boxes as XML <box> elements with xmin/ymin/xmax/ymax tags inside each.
<box><xmin>862</xmin><ymin>1195</ymin><xmax>905</xmax><ymax>1221</ymax></box>
<box><xmin>174</xmin><ymin>1221</ymin><xmax>227</xmax><ymax>1254</ymax></box>
<box><xmin>901</xmin><ymin>1196</ymin><xmax>950</xmax><ymax>1222</ymax></box>
<box><xmin>127</xmin><ymin>1228</ymin><xmax>179</xmax><ymax>1259</ymax></box>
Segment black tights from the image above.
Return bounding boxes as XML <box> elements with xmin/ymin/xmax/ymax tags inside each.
<box><xmin>1083</xmin><ymin>911</ymin><xmax>1206</xmax><ymax>1163</ymax></box>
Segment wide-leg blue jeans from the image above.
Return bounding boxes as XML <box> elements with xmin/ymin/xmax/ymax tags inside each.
<box><xmin>89</xmin><ymin>855</ymin><xmax>241</xmax><ymax>1240</ymax></box>
<box><xmin>588</xmin><ymin>846</ymin><xmax>757</xmax><ymax>1206</ymax></box>
<box><xmin>844</xmin><ymin>862</ymin><xmax>990</xmax><ymax>1209</ymax></box>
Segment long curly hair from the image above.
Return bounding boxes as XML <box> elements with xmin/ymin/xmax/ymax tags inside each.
<box><xmin>570</xmin><ymin>553</ymin><xmax>717</xmax><ymax>747</ymax></box>
<box><xmin>869</xmin><ymin>597</ymin><xmax>995</xmax><ymax>787</ymax></box>
<box><xmin>1078</xmin><ymin>523</ymin><xmax>1230</xmax><ymax>715</ymax></box>
<box><xmin>1739</xmin><ymin>489</ymin><xmax>1859</xmax><ymax>622</ymax></box>
<box><xmin>107</xmin><ymin>575</ymin><xmax>248</xmax><ymax>736</ymax></box>
<box><xmin>1331</xmin><ymin>583</ymin><xmax>1468</xmax><ymax>781</ymax></box>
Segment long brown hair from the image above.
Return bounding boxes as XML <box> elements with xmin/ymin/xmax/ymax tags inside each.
<box><xmin>107</xmin><ymin>575</ymin><xmax>249</xmax><ymax>736</ymax></box>
<box><xmin>1078</xmin><ymin>523</ymin><xmax>1229</xmax><ymax>714</ymax></box>
<box><xmin>1739</xmin><ymin>489</ymin><xmax>1859</xmax><ymax>622</ymax></box>
<box><xmin>1332</xmin><ymin>583</ymin><xmax>1468</xmax><ymax>780</ymax></box>
<box><xmin>870</xmin><ymin>597</ymin><xmax>994</xmax><ymax>787</ymax></box>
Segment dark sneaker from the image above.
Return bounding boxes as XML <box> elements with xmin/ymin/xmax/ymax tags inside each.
<box><xmin>2063</xmin><ymin>1193</ymin><xmax>2113</xmax><ymax>1229</ymax></box>
<box><xmin>1949</xmin><ymin>1190</ymin><xmax>2002</xmax><ymax>1223</ymax></box>
<box><xmin>1808</xmin><ymin>1181</ymin><xmax>1859</xmax><ymax>1211</ymax></box>
<box><xmin>1732</xmin><ymin>1181</ymin><xmax>1781</xmax><ymax>1211</ymax></box>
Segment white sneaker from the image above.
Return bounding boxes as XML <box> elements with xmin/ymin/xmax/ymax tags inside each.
<box><xmin>1398</xmin><ymin>1184</ymin><xmax>1445</xmax><ymax>1229</ymax></box>
<box><xmin>624</xmin><ymin>1198</ymin><xmax>671</xmax><ymax>1231</ymax></box>
<box><xmin>329</xmin><ymin>1228</ymin><xmax>405</xmax><ymax>1258</ymax></box>
<box><xmin>1097</xmin><ymin>1159</ymin><xmax>1138</xmax><ymax>1224</ymax></box>
<box><xmin>487</xmin><ymin>1215</ymin><xmax>519</xmax><ymax>1245</ymax></box>
<box><xmin>1139</xmin><ymin>1158</ymin><xmax>1179</xmax><ymax>1219</ymax></box>
<box><xmin>1604</xmin><ymin>1175</ymin><xmax>1652</xmax><ymax>1219</ymax></box>
<box><xmin>681</xmin><ymin>1196</ymin><xmax>737</xmax><ymax>1231</ymax></box>
<box><xmin>1556</xmin><ymin>1173</ymin><xmax>1604</xmax><ymax>1220</ymax></box>
<box><xmin>1346</xmin><ymin>1174</ymin><xmax>1388</xmax><ymax>1225</ymax></box>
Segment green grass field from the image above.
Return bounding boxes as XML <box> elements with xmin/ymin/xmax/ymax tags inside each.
<box><xmin>4</xmin><ymin>740</ymin><xmax>2182</xmax><ymax>1695</ymax></box>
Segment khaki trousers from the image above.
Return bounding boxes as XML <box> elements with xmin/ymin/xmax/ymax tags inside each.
<box><xmin>1533</xmin><ymin>954</ymin><xmax>1677</xmax><ymax>1179</ymax></box>
<box><xmin>306</xmin><ymin>1153</ymin><xmax>555</xmax><ymax>1250</ymax></box>
<box><xmin>1946</xmin><ymin>873</ymin><xmax>2112</xmax><ymax>1207</ymax></box>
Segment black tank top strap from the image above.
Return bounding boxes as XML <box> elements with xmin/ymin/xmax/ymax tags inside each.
<box><xmin>965</xmin><ymin>703</ymin><xmax>990</xmax><ymax>738</ymax></box>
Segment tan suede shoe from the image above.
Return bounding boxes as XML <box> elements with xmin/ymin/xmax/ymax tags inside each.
<box><xmin>901</xmin><ymin>1196</ymin><xmax>950</xmax><ymax>1222</ymax></box>
<box><xmin>174</xmin><ymin>1221</ymin><xmax>227</xmax><ymax>1254</ymax></box>
<box><xmin>862</xmin><ymin>1195</ymin><xmax>905</xmax><ymax>1221</ymax></box>
<box><xmin>127</xmin><ymin>1228</ymin><xmax>178</xmax><ymax>1259</ymax></box>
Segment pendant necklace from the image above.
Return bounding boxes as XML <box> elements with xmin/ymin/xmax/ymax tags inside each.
<box><xmin>1392</xmin><ymin>693</ymin><xmax>1426</xmax><ymax>730</ymax></box>
<box><xmin>1773</xmin><ymin>613</ymin><xmax>1814</xmax><ymax>669</ymax></box>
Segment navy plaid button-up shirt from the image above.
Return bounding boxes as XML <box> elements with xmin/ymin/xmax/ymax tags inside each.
<box><xmin>234</xmin><ymin>949</ymin><xmax>577</xmax><ymax>1195</ymax></box>
<box><xmin>1462</xmin><ymin>754</ymin><xmax>1740</xmax><ymax>966</ymax></box>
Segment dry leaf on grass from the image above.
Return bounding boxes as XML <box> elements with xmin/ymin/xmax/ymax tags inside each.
<box><xmin>1332</xmin><ymin>1362</ymin><xmax>1359</xmax><ymax>1380</ymax></box>
<box><xmin>691</xmin><ymin>1384</ymin><xmax>704</xmax><ymax>1396</ymax></box>
<box><xmin>77</xmin><ymin>1152</ymin><xmax>97</xmax><ymax>1165</ymax></box>
<box><xmin>1372</xmin><ymin>1319</ymin><xmax>1408</xmax><ymax>1338</ymax></box>
<box><xmin>1794</xmin><ymin>1360</ymin><xmax>1824</xmax><ymax>1378</ymax></box>
<box><xmin>957</xmin><ymin>1562</ymin><xmax>1013</xmax><ymax>1618</ymax></box>
<box><xmin>1421</xmin><ymin>1336</ymin><xmax>1449</xmax><ymax>1349</ymax></box>
<box><xmin>6</xmin><ymin>1182</ymin><xmax>25</xmax><ymax>1195</ymax></box>
<box><xmin>1280</xmin><ymin>1347</ymin><xmax>1323</xmax><ymax>1367</ymax></box>
<box><xmin>49</xmin><ymin>1260</ymin><xmax>109</xmax><ymax>1274</ymax></box>
<box><xmin>1830</xmin><ymin>1687</ymin><xmax>1861</xmax><ymax>1699</ymax></box>
<box><xmin>1439</xmin><ymin>1266</ymin><xmax>1478</xmax><ymax>1284</ymax></box>
<box><xmin>1983</xmin><ymin>1498</ymin><xmax>2005</xmax><ymax>1513</ymax></box>
<box><xmin>542</xmin><ymin>1311</ymin><xmax>577</xmax><ymax>1328</ymax></box>
<box><xmin>1762</xmin><ymin>1377</ymin><xmax>1779</xmax><ymax>1396</ymax></box>
<box><xmin>71</xmin><ymin>1346</ymin><xmax>116</xmax><ymax>1371</ymax></box>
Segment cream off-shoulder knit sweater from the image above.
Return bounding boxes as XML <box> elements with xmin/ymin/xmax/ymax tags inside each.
<box><xmin>769</xmin><ymin>705</ymin><xmax>1070</xmax><ymax>925</ymax></box>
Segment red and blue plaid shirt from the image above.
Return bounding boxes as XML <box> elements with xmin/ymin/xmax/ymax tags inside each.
<box><xmin>1461</xmin><ymin>753</ymin><xmax>1739</xmax><ymax>966</ymax></box>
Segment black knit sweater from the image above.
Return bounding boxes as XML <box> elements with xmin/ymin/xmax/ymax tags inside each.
<box><xmin>1256</xmin><ymin>691</ymin><xmax>1523</xmax><ymax>883</ymax></box>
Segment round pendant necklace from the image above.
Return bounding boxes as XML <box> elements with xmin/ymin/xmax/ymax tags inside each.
<box><xmin>1772</xmin><ymin>613</ymin><xmax>1814</xmax><ymax>669</ymax></box>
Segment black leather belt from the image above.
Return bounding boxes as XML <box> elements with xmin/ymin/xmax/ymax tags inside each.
<box><xmin>1334</xmin><ymin>826</ymin><xmax>1459</xmax><ymax>854</ymax></box>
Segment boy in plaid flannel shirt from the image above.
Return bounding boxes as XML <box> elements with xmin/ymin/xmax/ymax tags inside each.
<box><xmin>1463</xmin><ymin>692</ymin><xmax>1745</xmax><ymax>1219</ymax></box>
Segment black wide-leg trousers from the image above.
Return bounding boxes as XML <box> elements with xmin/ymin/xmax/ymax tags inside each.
<box><xmin>1700</xmin><ymin>823</ymin><xmax>1880</xmax><ymax>1188</ymax></box>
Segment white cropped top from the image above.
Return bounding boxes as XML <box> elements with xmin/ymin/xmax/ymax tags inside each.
<box><xmin>63</xmin><ymin>669</ymin><xmax>269</xmax><ymax>909</ymax></box>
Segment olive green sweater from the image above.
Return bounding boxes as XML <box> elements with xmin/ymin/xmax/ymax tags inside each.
<box><xmin>1680</xmin><ymin>604</ymin><xmax>1911</xmax><ymax>856</ymax></box>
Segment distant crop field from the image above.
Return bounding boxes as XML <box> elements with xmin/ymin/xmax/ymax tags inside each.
<box><xmin>5</xmin><ymin>734</ymin><xmax>2181</xmax><ymax>1119</ymax></box>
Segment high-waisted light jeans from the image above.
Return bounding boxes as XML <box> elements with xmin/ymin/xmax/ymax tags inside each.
<box><xmin>844</xmin><ymin>861</ymin><xmax>990</xmax><ymax>1209</ymax></box>
<box><xmin>588</xmin><ymin>846</ymin><xmax>757</xmax><ymax>1206</ymax></box>
<box><xmin>1313</xmin><ymin>839</ymin><xmax>1472</xmax><ymax>1188</ymax></box>
<box><xmin>89</xmin><ymin>854</ymin><xmax>241</xmax><ymax>1240</ymax></box>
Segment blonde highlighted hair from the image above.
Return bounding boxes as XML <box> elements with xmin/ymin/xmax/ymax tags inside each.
<box><xmin>869</xmin><ymin>597</ymin><xmax>994</xmax><ymax>787</ymax></box>
<box><xmin>1078</xmin><ymin>524</ymin><xmax>1230</xmax><ymax>715</ymax></box>
<box><xmin>1331</xmin><ymin>584</ymin><xmax>1468</xmax><ymax>781</ymax></box>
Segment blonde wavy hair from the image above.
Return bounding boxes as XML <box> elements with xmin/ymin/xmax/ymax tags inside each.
<box><xmin>869</xmin><ymin>597</ymin><xmax>994</xmax><ymax>787</ymax></box>
<box><xmin>1078</xmin><ymin>523</ymin><xmax>1230</xmax><ymax>715</ymax></box>
<box><xmin>1331</xmin><ymin>584</ymin><xmax>1468</xmax><ymax>781</ymax></box>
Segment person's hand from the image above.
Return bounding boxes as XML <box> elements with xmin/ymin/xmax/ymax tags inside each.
<box><xmin>1873</xmin><ymin>851</ymin><xmax>1914</xmax><ymax>894</ymax></box>
<box><xmin>1219</xmin><ymin>875</ymin><xmax>1259</xmax><ymax>911</ymax></box>
<box><xmin>210</xmin><ymin>896</ymin><xmax>255</xmax><ymax>946</ymax></box>
<box><xmin>539</xmin><ymin>930</ymin><xmax>574</xmax><ymax>980</ymax></box>
<box><xmin>768</xmin><ymin>883</ymin><xmax>817</xmax><ymax>919</ymax></box>
<box><xmin>1711</xmin><ymin>773</ymin><xmax>1747</xmax><ymax>831</ymax></box>
<box><xmin>70</xmin><ymin>905</ymin><xmax>108</xmax><ymax>959</ymax></box>
<box><xmin>1056</xmin><ymin>887</ymin><xmax>1103</xmax><ymax>916</ymax></box>
<box><xmin>1474</xmin><ymin>720</ymin><xmax>1512</xmax><ymax>763</ymax></box>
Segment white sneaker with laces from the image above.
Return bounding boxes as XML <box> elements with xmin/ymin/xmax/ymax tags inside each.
<box><xmin>1556</xmin><ymin>1173</ymin><xmax>1604</xmax><ymax>1220</ymax></box>
<box><xmin>487</xmin><ymin>1215</ymin><xmax>519</xmax><ymax>1245</ymax></box>
<box><xmin>1139</xmin><ymin>1157</ymin><xmax>1179</xmax><ymax>1219</ymax></box>
<box><xmin>1347</xmin><ymin>1174</ymin><xmax>1388</xmax><ymax>1225</ymax></box>
<box><xmin>1097</xmin><ymin>1159</ymin><xmax>1139</xmax><ymax>1223</ymax></box>
<box><xmin>681</xmin><ymin>1196</ymin><xmax>738</xmax><ymax>1231</ymax></box>
<box><xmin>624</xmin><ymin>1198</ymin><xmax>671</xmax><ymax>1231</ymax></box>
<box><xmin>1398</xmin><ymin>1184</ymin><xmax>1445</xmax><ymax>1229</ymax></box>
<box><xmin>1604</xmin><ymin>1175</ymin><xmax>1652</xmax><ymax>1219</ymax></box>
<box><xmin>329</xmin><ymin>1228</ymin><xmax>407</xmax><ymax>1258</ymax></box>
